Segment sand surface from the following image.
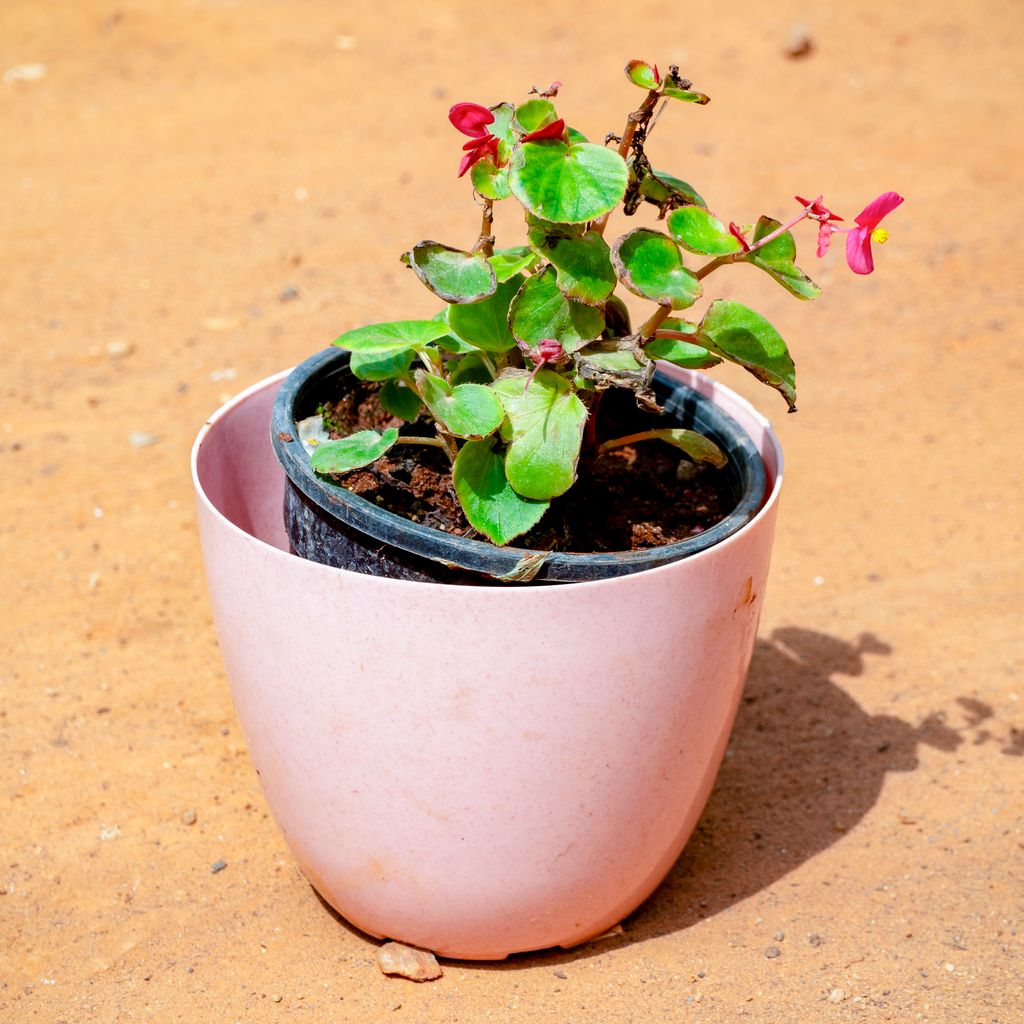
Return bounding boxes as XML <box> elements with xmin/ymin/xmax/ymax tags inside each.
<box><xmin>2</xmin><ymin>1</ymin><xmax>1022</xmax><ymax>1019</ymax></box>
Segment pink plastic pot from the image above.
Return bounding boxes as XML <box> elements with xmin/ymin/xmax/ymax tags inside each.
<box><xmin>191</xmin><ymin>368</ymin><xmax>783</xmax><ymax>960</ymax></box>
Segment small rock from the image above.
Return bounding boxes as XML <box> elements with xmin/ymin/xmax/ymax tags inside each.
<box><xmin>211</xmin><ymin>859</ymin><xmax>227</xmax><ymax>874</ymax></box>
<box><xmin>375</xmin><ymin>942</ymin><xmax>442</xmax><ymax>982</ymax></box>
<box><xmin>129</xmin><ymin>431</ymin><xmax>160</xmax><ymax>448</ymax></box>
<box><xmin>209</xmin><ymin>367</ymin><xmax>238</xmax><ymax>382</ymax></box>
<box><xmin>553</xmin><ymin>969</ymin><xmax>567</xmax><ymax>980</ymax></box>
<box><xmin>4</xmin><ymin>63</ymin><xmax>47</xmax><ymax>83</ymax></box>
<box><xmin>765</xmin><ymin>946</ymin><xmax>782</xmax><ymax>959</ymax></box>
<box><xmin>278</xmin><ymin>285</ymin><xmax>301</xmax><ymax>303</ymax></box>
<box><xmin>784</xmin><ymin>25</ymin><xmax>814</xmax><ymax>59</ymax></box>
<box><xmin>808</xmin><ymin>933</ymin><xmax>825</xmax><ymax>947</ymax></box>
<box><xmin>272</xmin><ymin>994</ymin><xmax>282</xmax><ymax>1003</ymax></box>
<box><xmin>106</xmin><ymin>340</ymin><xmax>133</xmax><ymax>358</ymax></box>
<box><xmin>773</xmin><ymin>931</ymin><xmax>785</xmax><ymax>941</ymax></box>
<box><xmin>99</xmin><ymin>825</ymin><xmax>120</xmax><ymax>841</ymax></box>
<box><xmin>181</xmin><ymin>809</ymin><xmax>197</xmax><ymax>826</ymax></box>
<box><xmin>828</xmin><ymin>988</ymin><xmax>845</xmax><ymax>1003</ymax></box>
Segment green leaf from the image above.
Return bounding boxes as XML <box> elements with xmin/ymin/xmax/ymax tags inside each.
<box><xmin>745</xmin><ymin>216</ymin><xmax>821</xmax><ymax>300</ymax></box>
<box><xmin>310</xmin><ymin>428</ymin><xmax>399</xmax><ymax>474</ymax></box>
<box><xmin>635</xmin><ymin>165</ymin><xmax>707</xmax><ymax>211</ymax></box>
<box><xmin>348</xmin><ymin>349</ymin><xmax>414</xmax><ymax>382</ymax></box>
<box><xmin>514</xmin><ymin>98</ymin><xmax>558</xmax><ymax>133</ymax></box>
<box><xmin>489</xmin><ymin>247</ymin><xmax>538</xmax><ymax>283</ymax></box>
<box><xmin>510</xmin><ymin>141</ymin><xmax>628</xmax><ymax>224</ymax></box>
<box><xmin>611</xmin><ymin>228</ymin><xmax>702</xmax><ymax>309</ymax></box>
<box><xmin>406</xmin><ymin>241</ymin><xmax>496</xmax><ymax>304</ymax></box>
<box><xmin>486</xmin><ymin>102</ymin><xmax>516</xmax><ymax>160</ymax></box>
<box><xmin>527</xmin><ymin>225</ymin><xmax>616</xmax><ymax>305</ymax></box>
<box><xmin>447</xmin><ymin>275</ymin><xmax>523</xmax><ymax>353</ymax></box>
<box><xmin>662</xmin><ymin>83</ymin><xmax>710</xmax><ymax>104</ymax></box>
<box><xmin>565</xmin><ymin>125</ymin><xmax>588</xmax><ymax>145</ymax></box>
<box><xmin>471</xmin><ymin>157</ymin><xmax>512</xmax><ymax>201</ymax></box>
<box><xmin>415</xmin><ymin>372</ymin><xmax>505</xmax><ymax>439</ymax></box>
<box><xmin>625</xmin><ymin>59</ymin><xmax>660</xmax><ymax>91</ymax></box>
<box><xmin>333</xmin><ymin>320</ymin><xmax>448</xmax><ymax>355</ymax></box>
<box><xmin>601</xmin><ymin>428</ymin><xmax>725</xmax><ymax>466</ymax></box>
<box><xmin>646</xmin><ymin>334</ymin><xmax>721</xmax><ymax>369</ymax></box>
<box><xmin>378</xmin><ymin>380</ymin><xmax>423</xmax><ymax>421</ymax></box>
<box><xmin>491</xmin><ymin>369</ymin><xmax>588</xmax><ymax>500</ymax></box>
<box><xmin>667</xmin><ymin>206</ymin><xmax>743</xmax><ymax>256</ymax></box>
<box><xmin>508</xmin><ymin>267</ymin><xmax>605</xmax><ymax>354</ymax></box>
<box><xmin>453</xmin><ymin>438</ymin><xmax>549</xmax><ymax>546</ymax></box>
<box><xmin>449</xmin><ymin>353</ymin><xmax>493</xmax><ymax>385</ymax></box>
<box><xmin>698</xmin><ymin>299</ymin><xmax>797</xmax><ymax>410</ymax></box>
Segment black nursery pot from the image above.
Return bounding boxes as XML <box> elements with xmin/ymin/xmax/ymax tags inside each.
<box><xmin>270</xmin><ymin>347</ymin><xmax>766</xmax><ymax>585</ymax></box>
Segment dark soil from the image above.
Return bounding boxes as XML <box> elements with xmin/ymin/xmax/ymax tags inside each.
<box><xmin>318</xmin><ymin>380</ymin><xmax>732</xmax><ymax>553</ymax></box>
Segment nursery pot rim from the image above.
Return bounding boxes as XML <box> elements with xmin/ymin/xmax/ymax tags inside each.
<box><xmin>193</xmin><ymin>367</ymin><xmax>784</xmax><ymax>594</ymax></box>
<box><xmin>269</xmin><ymin>347</ymin><xmax>770</xmax><ymax>583</ymax></box>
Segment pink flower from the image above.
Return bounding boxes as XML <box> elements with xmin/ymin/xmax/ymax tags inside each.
<box><xmin>845</xmin><ymin>191</ymin><xmax>904</xmax><ymax>275</ymax></box>
<box><xmin>795</xmin><ymin>194</ymin><xmax>843</xmax><ymax>257</ymax></box>
<box><xmin>449</xmin><ymin>102</ymin><xmax>500</xmax><ymax>177</ymax></box>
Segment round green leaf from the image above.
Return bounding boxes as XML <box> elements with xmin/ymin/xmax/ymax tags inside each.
<box><xmin>310</xmin><ymin>428</ymin><xmax>399</xmax><ymax>474</ymax></box>
<box><xmin>611</xmin><ymin>228</ymin><xmax>702</xmax><ymax>309</ymax></box>
<box><xmin>745</xmin><ymin>216</ymin><xmax>821</xmax><ymax>300</ymax></box>
<box><xmin>698</xmin><ymin>299</ymin><xmax>796</xmax><ymax>410</ymax></box>
<box><xmin>447</xmin><ymin>275</ymin><xmax>524</xmax><ymax>353</ymax></box>
<box><xmin>667</xmin><ymin>206</ymin><xmax>743</xmax><ymax>256</ymax></box>
<box><xmin>508</xmin><ymin>267</ymin><xmax>605</xmax><ymax>354</ymax></box>
<box><xmin>406</xmin><ymin>241</ymin><xmax>497</xmax><ymax>304</ymax></box>
<box><xmin>489</xmin><ymin>247</ymin><xmax>538</xmax><ymax>283</ymax></box>
<box><xmin>453</xmin><ymin>438</ymin><xmax>549</xmax><ymax>546</ymax></box>
<box><xmin>625</xmin><ymin>59</ymin><xmax>660</xmax><ymax>91</ymax></box>
<box><xmin>348</xmin><ymin>348</ymin><xmax>415</xmax><ymax>382</ymax></box>
<box><xmin>333</xmin><ymin>320</ymin><xmax>449</xmax><ymax>355</ymax></box>
<box><xmin>378</xmin><ymin>380</ymin><xmax>423</xmax><ymax>421</ymax></box>
<box><xmin>415</xmin><ymin>372</ymin><xmax>505</xmax><ymax>439</ymax></box>
<box><xmin>527</xmin><ymin>225</ymin><xmax>616</xmax><ymax>305</ymax></box>
<box><xmin>491</xmin><ymin>369</ymin><xmax>588</xmax><ymax>500</ymax></box>
<box><xmin>646</xmin><ymin>334</ymin><xmax>721</xmax><ymax>369</ymax></box>
<box><xmin>514</xmin><ymin>98</ymin><xmax>558</xmax><ymax>133</ymax></box>
<box><xmin>509</xmin><ymin>141</ymin><xmax>628</xmax><ymax>224</ymax></box>
<box><xmin>471</xmin><ymin>158</ymin><xmax>512</xmax><ymax>200</ymax></box>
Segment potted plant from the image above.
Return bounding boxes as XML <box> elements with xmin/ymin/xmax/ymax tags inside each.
<box><xmin>192</xmin><ymin>61</ymin><xmax>901</xmax><ymax>960</ymax></box>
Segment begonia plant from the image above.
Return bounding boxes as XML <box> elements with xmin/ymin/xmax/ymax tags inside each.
<box><xmin>313</xmin><ymin>62</ymin><xmax>903</xmax><ymax>545</ymax></box>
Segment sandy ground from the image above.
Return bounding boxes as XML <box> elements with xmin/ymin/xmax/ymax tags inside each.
<box><xmin>2</xmin><ymin>0</ymin><xmax>1022</xmax><ymax>1020</ymax></box>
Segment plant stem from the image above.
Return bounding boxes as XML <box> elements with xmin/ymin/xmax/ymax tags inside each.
<box><xmin>473</xmin><ymin>198</ymin><xmax>495</xmax><ymax>256</ymax></box>
<box><xmin>692</xmin><ymin>210</ymin><xmax>813</xmax><ymax>281</ymax></box>
<box><xmin>479</xmin><ymin>352</ymin><xmax>498</xmax><ymax>378</ymax></box>
<box><xmin>598</xmin><ymin>430</ymin><xmax>664</xmax><ymax>454</ymax></box>
<box><xmin>591</xmin><ymin>90</ymin><xmax>660</xmax><ymax>237</ymax></box>
<box><xmin>394</xmin><ymin>436</ymin><xmax>447</xmax><ymax>450</ymax></box>
<box><xmin>639</xmin><ymin>303</ymin><xmax>672</xmax><ymax>339</ymax></box>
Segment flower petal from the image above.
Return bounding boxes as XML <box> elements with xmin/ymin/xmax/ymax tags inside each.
<box><xmin>449</xmin><ymin>102</ymin><xmax>495</xmax><ymax>138</ymax></box>
<box><xmin>816</xmin><ymin>222</ymin><xmax>834</xmax><ymax>258</ymax></box>
<box><xmin>845</xmin><ymin>225</ymin><xmax>874</xmax><ymax>274</ymax></box>
<box><xmin>521</xmin><ymin>118</ymin><xmax>565</xmax><ymax>143</ymax></box>
<box><xmin>462</xmin><ymin>134</ymin><xmax>494</xmax><ymax>151</ymax></box>
<box><xmin>854</xmin><ymin>191</ymin><xmax>904</xmax><ymax>228</ymax></box>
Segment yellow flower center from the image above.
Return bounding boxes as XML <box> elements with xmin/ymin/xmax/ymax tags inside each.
<box><xmin>871</xmin><ymin>228</ymin><xmax>890</xmax><ymax>245</ymax></box>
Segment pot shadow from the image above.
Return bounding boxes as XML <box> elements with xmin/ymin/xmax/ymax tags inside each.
<box><xmin>310</xmin><ymin>626</ymin><xmax>1011</xmax><ymax>969</ymax></box>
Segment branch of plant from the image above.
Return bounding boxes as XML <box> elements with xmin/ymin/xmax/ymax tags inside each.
<box><xmin>473</xmin><ymin>197</ymin><xmax>495</xmax><ymax>256</ymax></box>
<box><xmin>591</xmin><ymin>89</ymin><xmax>660</xmax><ymax>237</ymax></box>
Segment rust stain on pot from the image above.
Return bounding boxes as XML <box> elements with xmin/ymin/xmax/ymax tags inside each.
<box><xmin>735</xmin><ymin>576</ymin><xmax>757</xmax><ymax>611</ymax></box>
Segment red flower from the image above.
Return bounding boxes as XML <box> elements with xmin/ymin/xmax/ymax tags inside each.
<box><xmin>521</xmin><ymin>118</ymin><xmax>565</xmax><ymax>143</ymax></box>
<box><xmin>449</xmin><ymin>102</ymin><xmax>500</xmax><ymax>177</ymax></box>
<box><xmin>845</xmin><ymin>191</ymin><xmax>904</xmax><ymax>275</ymax></box>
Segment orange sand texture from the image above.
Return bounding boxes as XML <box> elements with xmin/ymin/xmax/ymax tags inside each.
<box><xmin>2</xmin><ymin>1</ymin><xmax>1022</xmax><ymax>1020</ymax></box>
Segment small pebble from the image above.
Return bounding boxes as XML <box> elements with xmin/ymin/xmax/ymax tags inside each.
<box><xmin>211</xmin><ymin>859</ymin><xmax>227</xmax><ymax>874</ymax></box>
<box><xmin>375</xmin><ymin>942</ymin><xmax>442</xmax><ymax>982</ymax></box>
<box><xmin>129</xmin><ymin>431</ymin><xmax>160</xmax><ymax>448</ymax></box>
<box><xmin>828</xmin><ymin>988</ymin><xmax>845</xmax><ymax>1003</ymax></box>
<box><xmin>106</xmin><ymin>340</ymin><xmax>133</xmax><ymax>358</ymax></box>
<box><xmin>809</xmin><ymin>933</ymin><xmax>824</xmax><ymax>947</ymax></box>
<box><xmin>4</xmin><ymin>63</ymin><xmax>47</xmax><ymax>83</ymax></box>
<box><xmin>181</xmin><ymin>809</ymin><xmax>197</xmax><ymax>826</ymax></box>
<box><xmin>773</xmin><ymin>931</ymin><xmax>785</xmax><ymax>941</ymax></box>
<box><xmin>272</xmin><ymin>995</ymin><xmax>282</xmax><ymax>1003</ymax></box>
<box><xmin>765</xmin><ymin>946</ymin><xmax>781</xmax><ymax>959</ymax></box>
<box><xmin>553</xmin><ymin>969</ymin><xmax>567</xmax><ymax>980</ymax></box>
<box><xmin>279</xmin><ymin>285</ymin><xmax>300</xmax><ymax>302</ymax></box>
<box><xmin>784</xmin><ymin>25</ymin><xmax>815</xmax><ymax>59</ymax></box>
